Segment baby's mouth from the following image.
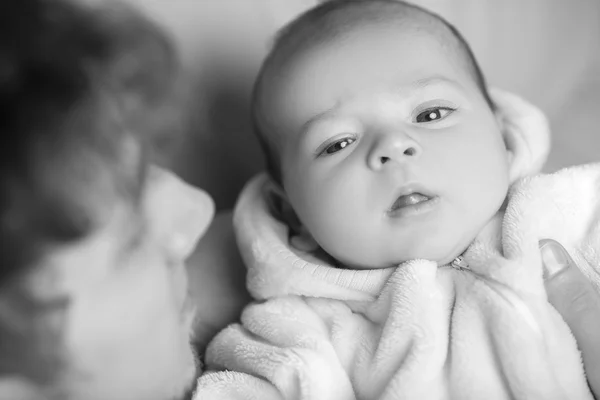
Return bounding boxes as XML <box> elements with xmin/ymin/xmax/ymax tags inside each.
<box><xmin>387</xmin><ymin>185</ymin><xmax>440</xmax><ymax>218</ymax></box>
<box><xmin>390</xmin><ymin>192</ymin><xmax>431</xmax><ymax>211</ymax></box>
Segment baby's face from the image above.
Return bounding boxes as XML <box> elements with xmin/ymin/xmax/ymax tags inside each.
<box><xmin>261</xmin><ymin>24</ymin><xmax>510</xmax><ymax>268</ymax></box>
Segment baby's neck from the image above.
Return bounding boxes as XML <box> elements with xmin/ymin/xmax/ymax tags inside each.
<box><xmin>476</xmin><ymin>211</ymin><xmax>505</xmax><ymax>255</ymax></box>
<box><xmin>440</xmin><ymin>206</ymin><xmax>507</xmax><ymax>267</ymax></box>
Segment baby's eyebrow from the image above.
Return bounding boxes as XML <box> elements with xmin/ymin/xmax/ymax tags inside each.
<box><xmin>300</xmin><ymin>103</ymin><xmax>340</xmax><ymax>136</ymax></box>
<box><xmin>407</xmin><ymin>75</ymin><xmax>464</xmax><ymax>92</ymax></box>
<box><xmin>299</xmin><ymin>76</ymin><xmax>462</xmax><ymax>136</ymax></box>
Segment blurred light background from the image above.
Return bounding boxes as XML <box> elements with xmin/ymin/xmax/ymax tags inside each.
<box><xmin>118</xmin><ymin>0</ymin><xmax>600</xmax><ymax>210</ymax></box>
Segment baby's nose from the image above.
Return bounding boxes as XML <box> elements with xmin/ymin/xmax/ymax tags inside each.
<box><xmin>367</xmin><ymin>132</ymin><xmax>421</xmax><ymax>170</ymax></box>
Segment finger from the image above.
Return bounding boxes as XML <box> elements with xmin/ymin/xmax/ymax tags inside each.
<box><xmin>540</xmin><ymin>239</ymin><xmax>600</xmax><ymax>397</ymax></box>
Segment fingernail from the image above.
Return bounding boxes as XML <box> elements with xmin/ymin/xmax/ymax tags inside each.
<box><xmin>539</xmin><ymin>239</ymin><xmax>570</xmax><ymax>279</ymax></box>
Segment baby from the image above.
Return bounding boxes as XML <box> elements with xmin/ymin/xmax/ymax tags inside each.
<box><xmin>196</xmin><ymin>1</ymin><xmax>600</xmax><ymax>399</ymax></box>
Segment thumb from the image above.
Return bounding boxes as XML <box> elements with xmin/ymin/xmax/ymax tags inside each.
<box><xmin>540</xmin><ymin>239</ymin><xmax>600</xmax><ymax>397</ymax></box>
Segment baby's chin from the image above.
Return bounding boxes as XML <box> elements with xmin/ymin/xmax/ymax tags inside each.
<box><xmin>334</xmin><ymin>250</ymin><xmax>462</xmax><ymax>270</ymax></box>
<box><xmin>386</xmin><ymin>243</ymin><xmax>473</xmax><ymax>269</ymax></box>
<box><xmin>321</xmin><ymin>232</ymin><xmax>477</xmax><ymax>270</ymax></box>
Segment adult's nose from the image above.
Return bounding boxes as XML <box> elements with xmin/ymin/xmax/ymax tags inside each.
<box><xmin>147</xmin><ymin>166</ymin><xmax>215</xmax><ymax>260</ymax></box>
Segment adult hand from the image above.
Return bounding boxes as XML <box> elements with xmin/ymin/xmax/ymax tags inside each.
<box><xmin>540</xmin><ymin>239</ymin><xmax>600</xmax><ymax>398</ymax></box>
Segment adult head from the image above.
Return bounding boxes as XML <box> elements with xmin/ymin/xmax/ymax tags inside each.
<box><xmin>0</xmin><ymin>1</ymin><xmax>213</xmax><ymax>399</ymax></box>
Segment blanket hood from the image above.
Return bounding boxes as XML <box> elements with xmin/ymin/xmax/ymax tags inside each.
<box><xmin>233</xmin><ymin>175</ymin><xmax>396</xmax><ymax>301</ymax></box>
<box><xmin>234</xmin><ymin>89</ymin><xmax>552</xmax><ymax>301</ymax></box>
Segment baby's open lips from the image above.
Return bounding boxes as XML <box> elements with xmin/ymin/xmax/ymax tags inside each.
<box><xmin>387</xmin><ymin>184</ymin><xmax>437</xmax><ymax>212</ymax></box>
<box><xmin>390</xmin><ymin>193</ymin><xmax>431</xmax><ymax>211</ymax></box>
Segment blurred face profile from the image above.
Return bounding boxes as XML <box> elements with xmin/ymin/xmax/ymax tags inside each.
<box><xmin>43</xmin><ymin>167</ymin><xmax>214</xmax><ymax>400</ymax></box>
<box><xmin>0</xmin><ymin>0</ymin><xmax>213</xmax><ymax>397</ymax></box>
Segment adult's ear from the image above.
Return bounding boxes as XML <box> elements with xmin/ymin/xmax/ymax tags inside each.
<box><xmin>490</xmin><ymin>88</ymin><xmax>551</xmax><ymax>183</ymax></box>
<box><xmin>268</xmin><ymin>183</ymin><xmax>319</xmax><ymax>253</ymax></box>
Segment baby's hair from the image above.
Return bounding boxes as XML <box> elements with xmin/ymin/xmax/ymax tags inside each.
<box><xmin>252</xmin><ymin>0</ymin><xmax>494</xmax><ymax>185</ymax></box>
<box><xmin>0</xmin><ymin>0</ymin><xmax>179</xmax><ymax>386</ymax></box>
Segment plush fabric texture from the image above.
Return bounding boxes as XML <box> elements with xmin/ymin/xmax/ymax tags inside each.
<box><xmin>194</xmin><ymin>92</ymin><xmax>598</xmax><ymax>399</ymax></box>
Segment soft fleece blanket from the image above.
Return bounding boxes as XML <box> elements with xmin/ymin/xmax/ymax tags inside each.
<box><xmin>194</xmin><ymin>92</ymin><xmax>600</xmax><ymax>399</ymax></box>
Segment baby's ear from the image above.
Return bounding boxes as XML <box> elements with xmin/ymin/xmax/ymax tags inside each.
<box><xmin>269</xmin><ymin>183</ymin><xmax>319</xmax><ymax>253</ymax></box>
<box><xmin>493</xmin><ymin>109</ymin><xmax>520</xmax><ymax>183</ymax></box>
<box><xmin>490</xmin><ymin>88</ymin><xmax>551</xmax><ymax>183</ymax></box>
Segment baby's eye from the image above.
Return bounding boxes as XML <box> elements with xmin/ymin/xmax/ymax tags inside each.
<box><xmin>415</xmin><ymin>107</ymin><xmax>455</xmax><ymax>123</ymax></box>
<box><xmin>322</xmin><ymin>137</ymin><xmax>356</xmax><ymax>155</ymax></box>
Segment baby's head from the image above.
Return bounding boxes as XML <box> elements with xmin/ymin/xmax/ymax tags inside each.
<box><xmin>252</xmin><ymin>0</ymin><xmax>515</xmax><ymax>269</ymax></box>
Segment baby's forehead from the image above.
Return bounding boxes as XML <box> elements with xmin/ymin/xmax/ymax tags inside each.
<box><xmin>263</xmin><ymin>4</ymin><xmax>467</xmax><ymax>92</ymax></box>
<box><xmin>278</xmin><ymin>2</ymin><xmax>451</xmax><ymax>57</ymax></box>
<box><xmin>253</xmin><ymin>1</ymin><xmax>478</xmax><ymax>142</ymax></box>
<box><xmin>258</xmin><ymin>15</ymin><xmax>463</xmax><ymax>109</ymax></box>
